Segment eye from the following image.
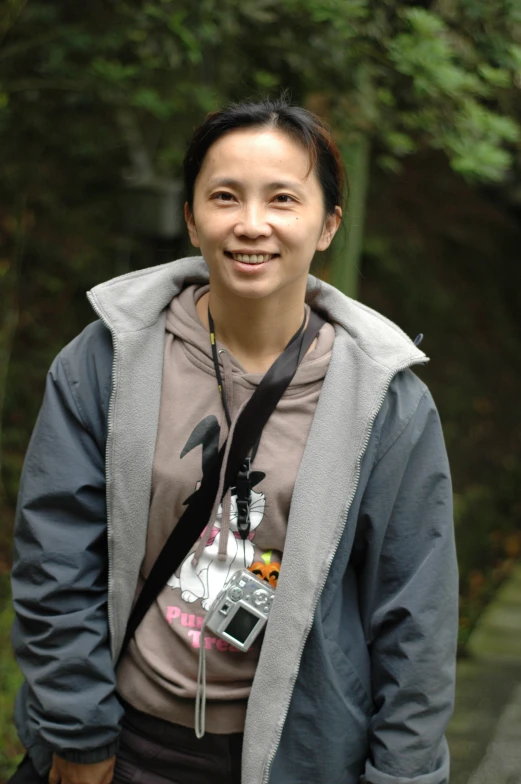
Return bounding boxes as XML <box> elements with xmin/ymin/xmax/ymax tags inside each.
<box><xmin>273</xmin><ymin>194</ymin><xmax>295</xmax><ymax>204</ymax></box>
<box><xmin>212</xmin><ymin>191</ymin><xmax>235</xmax><ymax>202</ymax></box>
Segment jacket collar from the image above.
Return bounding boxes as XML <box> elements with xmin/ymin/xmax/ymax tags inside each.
<box><xmin>88</xmin><ymin>255</ymin><xmax>427</xmax><ymax>371</ymax></box>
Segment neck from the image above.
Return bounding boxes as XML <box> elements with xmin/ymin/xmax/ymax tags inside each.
<box><xmin>196</xmin><ymin>288</ymin><xmax>307</xmax><ymax>373</ymax></box>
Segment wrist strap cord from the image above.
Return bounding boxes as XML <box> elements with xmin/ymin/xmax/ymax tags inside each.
<box><xmin>195</xmin><ymin>618</ymin><xmax>209</xmax><ymax>738</ymax></box>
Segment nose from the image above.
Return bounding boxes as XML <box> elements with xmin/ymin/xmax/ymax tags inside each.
<box><xmin>233</xmin><ymin>203</ymin><xmax>272</xmax><ymax>238</ymax></box>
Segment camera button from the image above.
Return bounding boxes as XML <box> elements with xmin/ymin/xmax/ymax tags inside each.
<box><xmin>253</xmin><ymin>589</ymin><xmax>268</xmax><ymax>606</ymax></box>
<box><xmin>229</xmin><ymin>587</ymin><xmax>243</xmax><ymax>602</ymax></box>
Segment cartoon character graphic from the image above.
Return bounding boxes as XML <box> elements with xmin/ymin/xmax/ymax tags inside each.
<box><xmin>167</xmin><ymin>416</ymin><xmax>267</xmax><ymax>611</ymax></box>
<box><xmin>167</xmin><ymin>485</ymin><xmax>266</xmax><ymax>610</ymax></box>
<box><xmin>249</xmin><ymin>556</ymin><xmax>281</xmax><ymax>587</ymax></box>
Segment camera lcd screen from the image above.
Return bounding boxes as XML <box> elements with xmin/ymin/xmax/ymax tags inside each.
<box><xmin>225</xmin><ymin>607</ymin><xmax>260</xmax><ymax>644</ymax></box>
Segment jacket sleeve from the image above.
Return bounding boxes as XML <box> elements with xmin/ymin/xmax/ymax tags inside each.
<box><xmin>357</xmin><ymin>379</ymin><xmax>458</xmax><ymax>784</ymax></box>
<box><xmin>10</xmin><ymin>322</ymin><xmax>123</xmax><ymax>770</ymax></box>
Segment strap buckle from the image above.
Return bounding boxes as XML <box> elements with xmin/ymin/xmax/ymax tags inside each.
<box><xmin>236</xmin><ymin>457</ymin><xmax>252</xmax><ymax>540</ymax></box>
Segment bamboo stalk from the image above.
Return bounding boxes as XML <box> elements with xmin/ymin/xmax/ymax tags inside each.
<box><xmin>329</xmin><ymin>134</ymin><xmax>370</xmax><ymax>300</ymax></box>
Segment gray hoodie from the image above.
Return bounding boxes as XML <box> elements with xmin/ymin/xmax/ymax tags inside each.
<box><xmin>116</xmin><ymin>282</ymin><xmax>336</xmax><ymax>734</ymax></box>
<box><xmin>11</xmin><ymin>257</ymin><xmax>458</xmax><ymax>784</ymax></box>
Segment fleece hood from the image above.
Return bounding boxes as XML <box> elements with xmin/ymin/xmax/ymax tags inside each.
<box><xmin>88</xmin><ymin>255</ymin><xmax>426</xmax><ymax>371</ymax></box>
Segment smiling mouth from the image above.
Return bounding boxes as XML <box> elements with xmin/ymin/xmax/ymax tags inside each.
<box><xmin>224</xmin><ymin>252</ymin><xmax>279</xmax><ymax>265</ymax></box>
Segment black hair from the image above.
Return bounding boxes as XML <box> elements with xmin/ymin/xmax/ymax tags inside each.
<box><xmin>183</xmin><ymin>95</ymin><xmax>346</xmax><ymax>217</ymax></box>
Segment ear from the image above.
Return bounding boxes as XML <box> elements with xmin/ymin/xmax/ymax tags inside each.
<box><xmin>316</xmin><ymin>206</ymin><xmax>342</xmax><ymax>252</ymax></box>
<box><xmin>184</xmin><ymin>202</ymin><xmax>200</xmax><ymax>248</ymax></box>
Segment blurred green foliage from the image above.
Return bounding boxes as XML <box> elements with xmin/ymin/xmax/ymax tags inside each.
<box><xmin>1</xmin><ymin>0</ymin><xmax>521</xmax><ymax>772</ymax></box>
<box><xmin>362</xmin><ymin>151</ymin><xmax>521</xmax><ymax>648</ymax></box>
<box><xmin>0</xmin><ymin>580</ymin><xmax>23</xmax><ymax>780</ymax></box>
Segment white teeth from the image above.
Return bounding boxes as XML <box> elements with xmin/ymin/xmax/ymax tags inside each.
<box><xmin>231</xmin><ymin>253</ymin><xmax>272</xmax><ymax>264</ymax></box>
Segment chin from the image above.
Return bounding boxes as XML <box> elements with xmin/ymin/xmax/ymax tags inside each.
<box><xmin>226</xmin><ymin>279</ymin><xmax>284</xmax><ymax>301</ymax></box>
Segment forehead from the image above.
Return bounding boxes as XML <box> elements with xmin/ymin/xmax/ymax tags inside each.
<box><xmin>198</xmin><ymin>127</ymin><xmax>317</xmax><ymax>186</ymax></box>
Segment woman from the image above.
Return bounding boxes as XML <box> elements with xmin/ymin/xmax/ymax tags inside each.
<box><xmin>10</xmin><ymin>97</ymin><xmax>458</xmax><ymax>784</ymax></box>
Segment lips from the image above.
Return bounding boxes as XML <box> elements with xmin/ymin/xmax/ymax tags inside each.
<box><xmin>225</xmin><ymin>251</ymin><xmax>279</xmax><ymax>265</ymax></box>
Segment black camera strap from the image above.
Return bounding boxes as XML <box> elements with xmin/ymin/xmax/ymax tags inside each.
<box><xmin>118</xmin><ymin>308</ymin><xmax>325</xmax><ymax>664</ymax></box>
<box><xmin>208</xmin><ymin>306</ymin><xmax>306</xmax><ymax>539</ymax></box>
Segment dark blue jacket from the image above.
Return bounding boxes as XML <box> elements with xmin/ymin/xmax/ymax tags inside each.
<box><xmin>11</xmin><ymin>258</ymin><xmax>458</xmax><ymax>784</ymax></box>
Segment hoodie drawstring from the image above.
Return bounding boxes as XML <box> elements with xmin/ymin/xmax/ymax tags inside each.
<box><xmin>191</xmin><ymin>351</ymin><xmax>242</xmax><ymax>567</ymax></box>
<box><xmin>217</xmin><ymin>349</ymin><xmax>235</xmax><ymax>559</ymax></box>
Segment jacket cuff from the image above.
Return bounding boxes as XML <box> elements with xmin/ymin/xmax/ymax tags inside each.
<box><xmin>57</xmin><ymin>739</ymin><xmax>119</xmax><ymax>765</ymax></box>
<box><xmin>362</xmin><ymin>756</ymin><xmax>449</xmax><ymax>784</ymax></box>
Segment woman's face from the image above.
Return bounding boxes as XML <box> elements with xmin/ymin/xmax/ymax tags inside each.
<box><xmin>185</xmin><ymin>127</ymin><xmax>341</xmax><ymax>305</ymax></box>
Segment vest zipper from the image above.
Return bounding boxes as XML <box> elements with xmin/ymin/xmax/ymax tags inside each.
<box><xmin>261</xmin><ymin>355</ymin><xmax>427</xmax><ymax>784</ymax></box>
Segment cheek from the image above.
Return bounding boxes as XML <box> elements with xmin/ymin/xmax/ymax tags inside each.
<box><xmin>287</xmin><ymin>216</ymin><xmax>326</xmax><ymax>248</ymax></box>
<box><xmin>196</xmin><ymin>213</ymin><xmax>232</xmax><ymax>243</ymax></box>
<box><xmin>275</xmin><ymin>214</ymin><xmax>307</xmax><ymax>237</ymax></box>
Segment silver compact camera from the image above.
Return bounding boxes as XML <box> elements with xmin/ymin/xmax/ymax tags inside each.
<box><xmin>205</xmin><ymin>569</ymin><xmax>276</xmax><ymax>652</ymax></box>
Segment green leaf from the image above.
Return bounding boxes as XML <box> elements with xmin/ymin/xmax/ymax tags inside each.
<box><xmin>91</xmin><ymin>58</ymin><xmax>139</xmax><ymax>84</ymax></box>
<box><xmin>130</xmin><ymin>88</ymin><xmax>172</xmax><ymax>119</ymax></box>
<box><xmin>253</xmin><ymin>70</ymin><xmax>279</xmax><ymax>89</ymax></box>
<box><xmin>478</xmin><ymin>64</ymin><xmax>511</xmax><ymax>89</ymax></box>
<box><xmin>386</xmin><ymin>131</ymin><xmax>416</xmax><ymax>156</ymax></box>
<box><xmin>450</xmin><ymin>142</ymin><xmax>513</xmax><ymax>182</ymax></box>
<box><xmin>376</xmin><ymin>153</ymin><xmax>402</xmax><ymax>173</ymax></box>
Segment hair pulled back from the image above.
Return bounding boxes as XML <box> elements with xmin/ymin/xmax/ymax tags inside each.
<box><xmin>183</xmin><ymin>96</ymin><xmax>346</xmax><ymax>218</ymax></box>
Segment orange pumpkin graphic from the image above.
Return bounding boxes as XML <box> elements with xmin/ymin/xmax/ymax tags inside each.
<box><xmin>249</xmin><ymin>561</ymin><xmax>281</xmax><ymax>588</ymax></box>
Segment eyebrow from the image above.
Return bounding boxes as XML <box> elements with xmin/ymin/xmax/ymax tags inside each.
<box><xmin>206</xmin><ymin>177</ymin><xmax>306</xmax><ymax>194</ymax></box>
